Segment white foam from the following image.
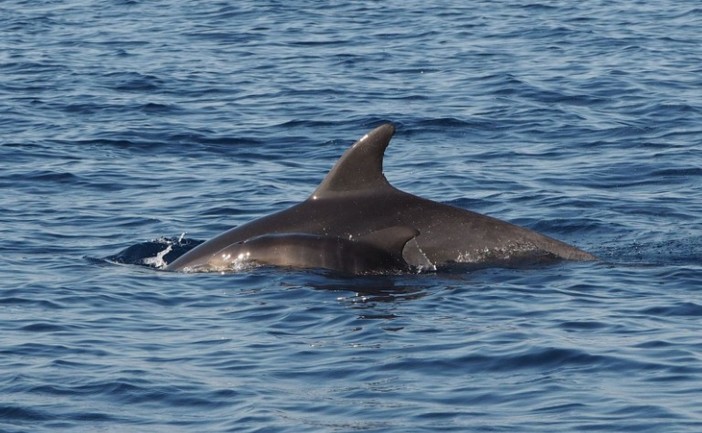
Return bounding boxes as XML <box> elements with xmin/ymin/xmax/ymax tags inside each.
<box><xmin>143</xmin><ymin>242</ymin><xmax>173</xmax><ymax>269</ymax></box>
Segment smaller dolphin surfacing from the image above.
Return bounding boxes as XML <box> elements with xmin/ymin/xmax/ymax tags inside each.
<box><xmin>201</xmin><ymin>227</ymin><xmax>419</xmax><ymax>274</ymax></box>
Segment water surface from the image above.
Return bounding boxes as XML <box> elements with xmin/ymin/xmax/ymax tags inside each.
<box><xmin>2</xmin><ymin>1</ymin><xmax>701</xmax><ymax>432</ymax></box>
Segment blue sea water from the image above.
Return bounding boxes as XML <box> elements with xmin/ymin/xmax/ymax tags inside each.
<box><xmin>2</xmin><ymin>0</ymin><xmax>702</xmax><ymax>431</ymax></box>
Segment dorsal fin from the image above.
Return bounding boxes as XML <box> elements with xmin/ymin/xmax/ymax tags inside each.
<box><xmin>358</xmin><ymin>226</ymin><xmax>419</xmax><ymax>254</ymax></box>
<box><xmin>311</xmin><ymin>123</ymin><xmax>396</xmax><ymax>199</ymax></box>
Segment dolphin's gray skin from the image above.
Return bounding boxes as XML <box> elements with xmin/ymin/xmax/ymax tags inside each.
<box><xmin>166</xmin><ymin>123</ymin><xmax>595</xmax><ymax>272</ymax></box>
<box><xmin>202</xmin><ymin>227</ymin><xmax>419</xmax><ymax>274</ymax></box>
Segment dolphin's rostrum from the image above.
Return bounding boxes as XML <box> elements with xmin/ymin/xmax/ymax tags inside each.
<box><xmin>166</xmin><ymin>123</ymin><xmax>595</xmax><ymax>273</ymax></box>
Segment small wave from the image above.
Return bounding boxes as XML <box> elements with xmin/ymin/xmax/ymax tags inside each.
<box><xmin>14</xmin><ymin>170</ymin><xmax>80</xmax><ymax>184</ymax></box>
<box><xmin>641</xmin><ymin>302</ymin><xmax>702</xmax><ymax>318</ymax></box>
<box><xmin>105</xmin><ymin>71</ymin><xmax>164</xmax><ymax>92</ymax></box>
<box><xmin>20</xmin><ymin>322</ymin><xmax>69</xmax><ymax>333</ymax></box>
<box><xmin>0</xmin><ymin>404</ymin><xmax>51</xmax><ymax>422</ymax></box>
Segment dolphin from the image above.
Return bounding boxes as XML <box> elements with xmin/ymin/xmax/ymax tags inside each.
<box><xmin>166</xmin><ymin>123</ymin><xmax>595</xmax><ymax>272</ymax></box>
<box><xmin>201</xmin><ymin>227</ymin><xmax>419</xmax><ymax>274</ymax></box>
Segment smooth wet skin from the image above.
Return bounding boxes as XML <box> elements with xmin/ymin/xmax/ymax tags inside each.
<box><xmin>205</xmin><ymin>228</ymin><xmax>419</xmax><ymax>274</ymax></box>
<box><xmin>166</xmin><ymin>124</ymin><xmax>595</xmax><ymax>272</ymax></box>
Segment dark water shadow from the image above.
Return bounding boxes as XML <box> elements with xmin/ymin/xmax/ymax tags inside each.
<box><xmin>301</xmin><ymin>272</ymin><xmax>430</xmax><ymax>303</ymax></box>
